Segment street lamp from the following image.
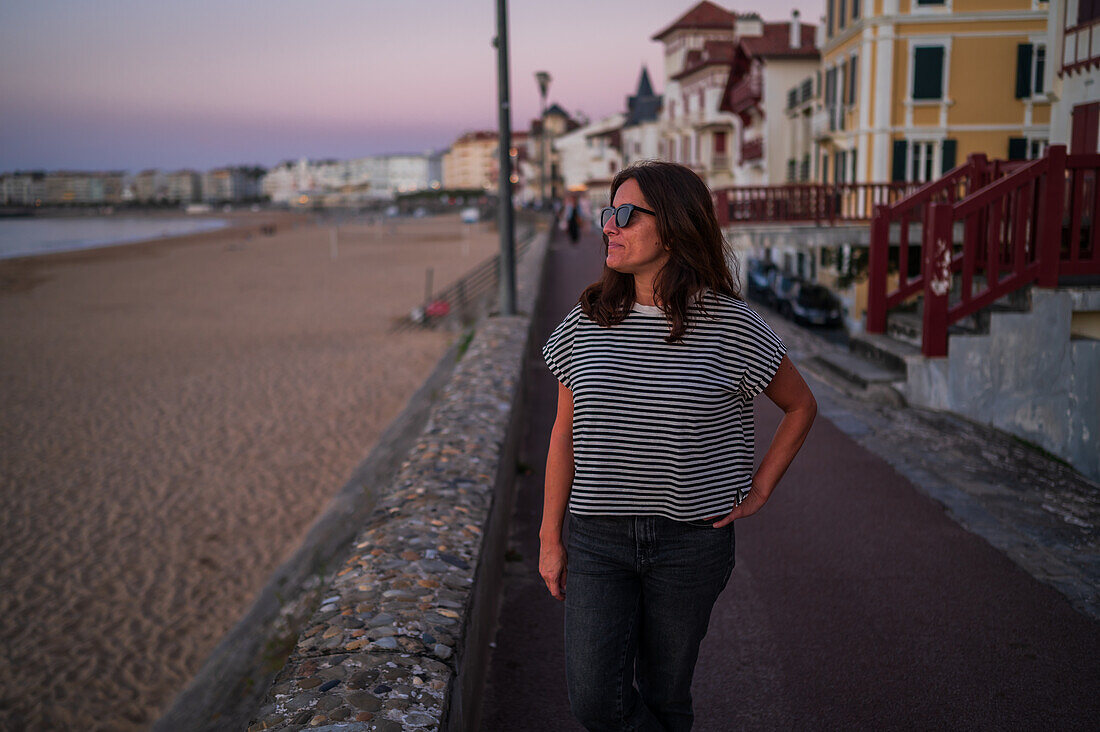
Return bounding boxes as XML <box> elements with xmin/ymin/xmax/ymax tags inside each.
<box><xmin>535</xmin><ymin>70</ymin><xmax>551</xmax><ymax>208</ymax></box>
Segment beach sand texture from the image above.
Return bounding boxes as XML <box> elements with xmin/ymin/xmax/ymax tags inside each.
<box><xmin>0</xmin><ymin>214</ymin><xmax>500</xmax><ymax>730</ymax></box>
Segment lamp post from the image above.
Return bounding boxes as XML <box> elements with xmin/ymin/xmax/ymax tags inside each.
<box><xmin>495</xmin><ymin>0</ymin><xmax>515</xmax><ymax>316</ymax></box>
<box><xmin>535</xmin><ymin>70</ymin><xmax>551</xmax><ymax>208</ymax></box>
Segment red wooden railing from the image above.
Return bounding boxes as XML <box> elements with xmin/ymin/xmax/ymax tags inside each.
<box><xmin>866</xmin><ymin>154</ymin><xmax>996</xmax><ymax>332</ymax></box>
<box><xmin>866</xmin><ymin>145</ymin><xmax>1100</xmax><ymax>357</ymax></box>
<box><xmin>712</xmin><ymin>182</ymin><xmax>915</xmax><ymax>226</ymax></box>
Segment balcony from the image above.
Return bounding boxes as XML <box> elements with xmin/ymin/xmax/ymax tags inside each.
<box><xmin>711</xmin><ymin>154</ymin><xmax>730</xmax><ymax>171</ymax></box>
<box><xmin>741</xmin><ymin>138</ymin><xmax>764</xmax><ymax>162</ymax></box>
<box><xmin>1063</xmin><ymin>16</ymin><xmax>1100</xmax><ymax>74</ymax></box>
<box><xmin>727</xmin><ymin>76</ymin><xmax>762</xmax><ymax>115</ymax></box>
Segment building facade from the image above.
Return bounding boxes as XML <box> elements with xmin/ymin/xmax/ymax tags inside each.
<box><xmin>817</xmin><ymin>0</ymin><xmax>1053</xmax><ymax>185</ymax></box>
<box><xmin>1046</xmin><ymin>0</ymin><xmax>1100</xmax><ymax>152</ymax></box>
<box><xmin>0</xmin><ymin>172</ymin><xmax>46</xmax><ymax>206</ymax></box>
<box><xmin>652</xmin><ymin>2</ymin><xmax>819</xmax><ymax>188</ymax></box>
<box><xmin>556</xmin><ymin>113</ymin><xmax>626</xmax><ymax>210</ymax></box>
<box><xmin>442</xmin><ymin>131</ymin><xmax>499</xmax><ymax>191</ymax></box>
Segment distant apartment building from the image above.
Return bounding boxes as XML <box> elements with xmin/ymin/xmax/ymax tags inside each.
<box><xmin>0</xmin><ymin>172</ymin><xmax>46</xmax><ymax>205</ymax></box>
<box><xmin>1046</xmin><ymin>0</ymin><xmax>1100</xmax><ymax>152</ymax></box>
<box><xmin>133</xmin><ymin>170</ymin><xmax>166</xmax><ymax>203</ymax></box>
<box><xmin>817</xmin><ymin>0</ymin><xmax>1052</xmax><ymax>185</ymax></box>
<box><xmin>442</xmin><ymin>131</ymin><xmax>498</xmax><ymax>191</ymax></box>
<box><xmin>385</xmin><ymin>154</ymin><xmax>434</xmax><ymax>194</ymax></box>
<box><xmin>653</xmin><ymin>2</ymin><xmax>819</xmax><ymax>188</ymax></box>
<box><xmin>40</xmin><ymin>172</ymin><xmax>125</xmax><ymax>205</ymax></box>
<box><xmin>261</xmin><ymin>154</ymin><xmax>434</xmax><ymax>206</ymax></box>
<box><xmin>164</xmin><ymin>170</ymin><xmax>200</xmax><ymax>203</ymax></box>
<box><xmin>200</xmin><ymin>167</ymin><xmax>264</xmax><ymax>203</ymax></box>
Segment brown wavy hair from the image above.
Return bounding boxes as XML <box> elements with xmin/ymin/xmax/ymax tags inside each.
<box><xmin>580</xmin><ymin>160</ymin><xmax>741</xmax><ymax>343</ymax></box>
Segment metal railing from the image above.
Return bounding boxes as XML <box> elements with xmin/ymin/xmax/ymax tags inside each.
<box><xmin>394</xmin><ymin>218</ymin><xmax>539</xmax><ymax>331</ymax></box>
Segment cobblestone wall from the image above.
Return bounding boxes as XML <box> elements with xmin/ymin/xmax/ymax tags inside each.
<box><xmin>246</xmin><ymin>229</ymin><xmax>550</xmax><ymax>732</ymax></box>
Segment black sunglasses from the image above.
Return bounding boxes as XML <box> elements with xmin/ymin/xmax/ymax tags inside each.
<box><xmin>600</xmin><ymin>203</ymin><xmax>656</xmax><ymax>228</ymax></box>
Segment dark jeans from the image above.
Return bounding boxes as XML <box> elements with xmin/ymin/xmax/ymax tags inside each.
<box><xmin>565</xmin><ymin>513</ymin><xmax>736</xmax><ymax>732</ymax></box>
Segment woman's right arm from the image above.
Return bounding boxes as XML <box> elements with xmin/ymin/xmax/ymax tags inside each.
<box><xmin>539</xmin><ymin>380</ymin><xmax>574</xmax><ymax>601</ymax></box>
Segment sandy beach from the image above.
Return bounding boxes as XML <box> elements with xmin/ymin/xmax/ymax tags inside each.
<box><xmin>0</xmin><ymin>212</ymin><xmax>501</xmax><ymax>730</ymax></box>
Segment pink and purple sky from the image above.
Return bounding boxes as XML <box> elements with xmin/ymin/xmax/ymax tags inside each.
<box><xmin>0</xmin><ymin>0</ymin><xmax>815</xmax><ymax>172</ymax></box>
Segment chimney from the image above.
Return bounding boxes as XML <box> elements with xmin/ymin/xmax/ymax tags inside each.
<box><xmin>790</xmin><ymin>10</ymin><xmax>801</xmax><ymax>48</ymax></box>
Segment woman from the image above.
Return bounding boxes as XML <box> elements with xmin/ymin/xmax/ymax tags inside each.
<box><xmin>540</xmin><ymin>161</ymin><xmax>816</xmax><ymax>731</ymax></box>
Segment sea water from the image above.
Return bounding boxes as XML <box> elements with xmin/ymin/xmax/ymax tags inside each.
<box><xmin>0</xmin><ymin>217</ymin><xmax>229</xmax><ymax>259</ymax></box>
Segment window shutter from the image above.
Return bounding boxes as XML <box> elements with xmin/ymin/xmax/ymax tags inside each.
<box><xmin>1007</xmin><ymin>137</ymin><xmax>1028</xmax><ymax>160</ymax></box>
<box><xmin>892</xmin><ymin>140</ymin><xmax>908</xmax><ymax>182</ymax></box>
<box><xmin>941</xmin><ymin>139</ymin><xmax>957</xmax><ymax>173</ymax></box>
<box><xmin>1035</xmin><ymin>46</ymin><xmax>1046</xmax><ymax>95</ymax></box>
<box><xmin>849</xmin><ymin>56</ymin><xmax>859</xmax><ymax>106</ymax></box>
<box><xmin>913</xmin><ymin>47</ymin><xmax>945</xmax><ymax>100</ymax></box>
<box><xmin>1015</xmin><ymin>44</ymin><xmax>1033</xmax><ymax>99</ymax></box>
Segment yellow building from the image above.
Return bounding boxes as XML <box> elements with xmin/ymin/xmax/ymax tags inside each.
<box><xmin>818</xmin><ymin>0</ymin><xmax>1053</xmax><ymax>184</ymax></box>
<box><xmin>442</xmin><ymin>131</ymin><xmax>498</xmax><ymax>191</ymax></box>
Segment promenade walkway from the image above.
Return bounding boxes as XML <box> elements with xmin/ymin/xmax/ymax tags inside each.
<box><xmin>480</xmin><ymin>227</ymin><xmax>1100</xmax><ymax>730</ymax></box>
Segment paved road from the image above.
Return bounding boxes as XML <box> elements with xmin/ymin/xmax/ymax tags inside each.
<box><xmin>481</xmin><ymin>230</ymin><xmax>1100</xmax><ymax>730</ymax></box>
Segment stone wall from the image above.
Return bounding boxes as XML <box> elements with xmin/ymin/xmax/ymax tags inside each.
<box><xmin>245</xmin><ymin>229</ymin><xmax>550</xmax><ymax>731</ymax></box>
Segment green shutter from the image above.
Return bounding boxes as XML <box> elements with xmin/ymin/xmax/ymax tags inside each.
<box><xmin>849</xmin><ymin>56</ymin><xmax>859</xmax><ymax>105</ymax></box>
<box><xmin>1007</xmin><ymin>137</ymin><xmax>1027</xmax><ymax>160</ymax></box>
<box><xmin>941</xmin><ymin>139</ymin><xmax>957</xmax><ymax>173</ymax></box>
<box><xmin>892</xmin><ymin>140</ymin><xmax>908</xmax><ymax>182</ymax></box>
<box><xmin>1015</xmin><ymin>44</ymin><xmax>1033</xmax><ymax>99</ymax></box>
<box><xmin>913</xmin><ymin>47</ymin><xmax>944</xmax><ymax>100</ymax></box>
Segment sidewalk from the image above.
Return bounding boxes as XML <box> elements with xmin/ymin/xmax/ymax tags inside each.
<box><xmin>480</xmin><ymin>229</ymin><xmax>1100</xmax><ymax>730</ymax></box>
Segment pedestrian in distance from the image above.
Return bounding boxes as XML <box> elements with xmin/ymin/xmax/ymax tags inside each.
<box><xmin>566</xmin><ymin>195</ymin><xmax>583</xmax><ymax>245</ymax></box>
<box><xmin>540</xmin><ymin>161</ymin><xmax>817</xmax><ymax>731</ymax></box>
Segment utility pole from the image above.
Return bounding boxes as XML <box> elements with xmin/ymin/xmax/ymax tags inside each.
<box><xmin>495</xmin><ymin>0</ymin><xmax>516</xmax><ymax>316</ymax></box>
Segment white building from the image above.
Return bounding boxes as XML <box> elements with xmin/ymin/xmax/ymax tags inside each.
<box><xmin>1046</xmin><ymin>0</ymin><xmax>1100</xmax><ymax>152</ymax></box>
<box><xmin>556</xmin><ymin>113</ymin><xmax>626</xmax><ymax>210</ymax></box>
<box><xmin>652</xmin><ymin>2</ymin><xmax>819</xmax><ymax>188</ymax></box>
<box><xmin>0</xmin><ymin>173</ymin><xmax>46</xmax><ymax>205</ymax></box>
<box><xmin>261</xmin><ymin>153</ymin><xmax>436</xmax><ymax>205</ymax></box>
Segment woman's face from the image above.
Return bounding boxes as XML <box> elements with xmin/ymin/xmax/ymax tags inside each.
<box><xmin>603</xmin><ymin>178</ymin><xmax>669</xmax><ymax>281</ymax></box>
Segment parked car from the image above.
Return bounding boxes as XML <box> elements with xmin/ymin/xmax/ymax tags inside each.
<box><xmin>788</xmin><ymin>283</ymin><xmax>844</xmax><ymax>326</ymax></box>
<box><xmin>768</xmin><ymin>272</ymin><xmax>803</xmax><ymax>313</ymax></box>
<box><xmin>746</xmin><ymin>259</ymin><xmax>776</xmax><ymax>302</ymax></box>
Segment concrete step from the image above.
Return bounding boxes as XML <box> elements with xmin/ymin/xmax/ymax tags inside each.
<box><xmin>886</xmin><ymin>311</ymin><xmax>921</xmax><ymax>348</ymax></box>
<box><xmin>850</xmin><ymin>332</ymin><xmax>921</xmax><ymax>374</ymax></box>
<box><xmin>812</xmin><ymin>351</ymin><xmax>905</xmax><ymax>389</ymax></box>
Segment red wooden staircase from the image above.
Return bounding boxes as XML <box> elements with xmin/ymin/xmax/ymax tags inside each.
<box><xmin>866</xmin><ymin>145</ymin><xmax>1100</xmax><ymax>357</ymax></box>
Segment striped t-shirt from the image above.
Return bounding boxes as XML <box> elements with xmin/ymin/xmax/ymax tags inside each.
<box><xmin>542</xmin><ymin>291</ymin><xmax>786</xmax><ymax>521</ymax></box>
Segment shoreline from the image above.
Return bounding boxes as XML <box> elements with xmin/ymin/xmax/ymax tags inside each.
<box><xmin>0</xmin><ymin>210</ymin><xmax>305</xmax><ymax>295</ymax></box>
